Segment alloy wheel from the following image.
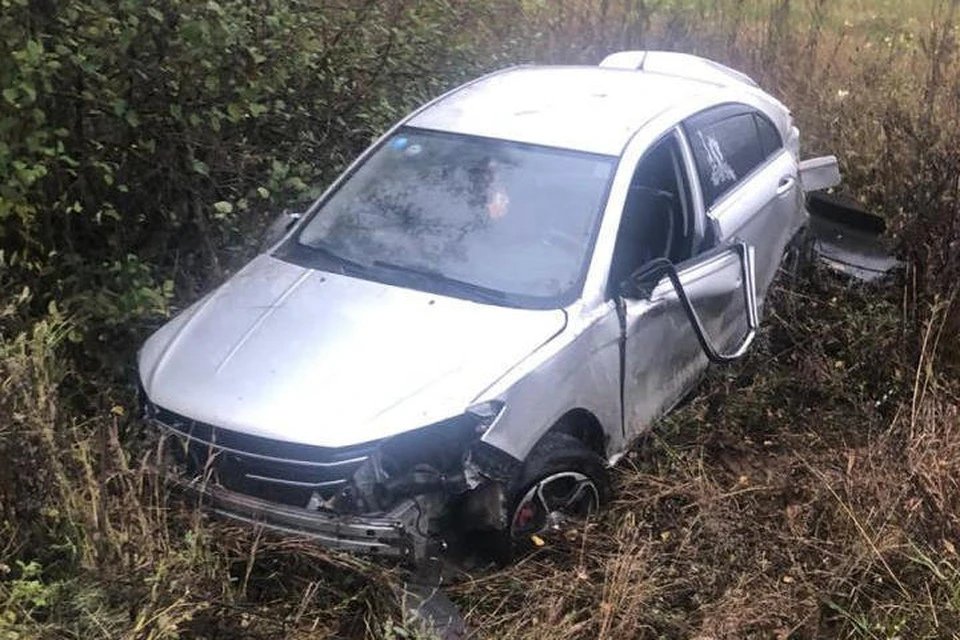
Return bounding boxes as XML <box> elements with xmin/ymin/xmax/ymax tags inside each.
<box><xmin>510</xmin><ymin>471</ymin><xmax>600</xmax><ymax>539</ymax></box>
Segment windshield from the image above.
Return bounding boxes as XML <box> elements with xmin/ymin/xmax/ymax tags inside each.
<box><xmin>291</xmin><ymin>128</ymin><xmax>615</xmax><ymax>306</ymax></box>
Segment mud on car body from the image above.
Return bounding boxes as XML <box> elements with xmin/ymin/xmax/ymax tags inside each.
<box><xmin>138</xmin><ymin>51</ymin><xmax>844</xmax><ymax>565</ymax></box>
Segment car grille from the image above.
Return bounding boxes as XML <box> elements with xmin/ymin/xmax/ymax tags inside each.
<box><xmin>152</xmin><ymin>406</ymin><xmax>380</xmax><ymax>509</ymax></box>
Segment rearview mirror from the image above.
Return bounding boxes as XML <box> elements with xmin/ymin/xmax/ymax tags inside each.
<box><xmin>260</xmin><ymin>210</ymin><xmax>302</xmax><ymax>252</ymax></box>
<box><xmin>626</xmin><ymin>242</ymin><xmax>759</xmax><ymax>364</ymax></box>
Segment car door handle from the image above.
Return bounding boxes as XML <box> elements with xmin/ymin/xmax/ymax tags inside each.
<box><xmin>776</xmin><ymin>176</ymin><xmax>796</xmax><ymax>196</ymax></box>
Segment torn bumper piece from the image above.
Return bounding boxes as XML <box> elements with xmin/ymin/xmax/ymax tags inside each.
<box><xmin>808</xmin><ymin>191</ymin><xmax>901</xmax><ymax>282</ymax></box>
<box><xmin>170</xmin><ymin>475</ymin><xmax>431</xmax><ymax>560</ymax></box>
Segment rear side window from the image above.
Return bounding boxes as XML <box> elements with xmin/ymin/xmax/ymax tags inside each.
<box><xmin>684</xmin><ymin>105</ymin><xmax>776</xmax><ymax>209</ymax></box>
<box><xmin>754</xmin><ymin>113</ymin><xmax>783</xmax><ymax>157</ymax></box>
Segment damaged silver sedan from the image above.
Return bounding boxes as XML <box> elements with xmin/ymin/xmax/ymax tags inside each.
<box><xmin>138</xmin><ymin>51</ymin><xmax>852</xmax><ymax>565</ymax></box>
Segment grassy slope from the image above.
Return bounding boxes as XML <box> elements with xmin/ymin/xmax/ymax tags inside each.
<box><xmin>3</xmin><ymin>1</ymin><xmax>960</xmax><ymax>638</ymax></box>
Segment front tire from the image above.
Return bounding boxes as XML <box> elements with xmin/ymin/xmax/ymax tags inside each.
<box><xmin>493</xmin><ymin>432</ymin><xmax>610</xmax><ymax>562</ymax></box>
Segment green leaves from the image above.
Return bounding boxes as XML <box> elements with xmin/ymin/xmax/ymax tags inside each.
<box><xmin>0</xmin><ymin>0</ymin><xmax>493</xmax><ymax>341</ymax></box>
<box><xmin>226</xmin><ymin>102</ymin><xmax>243</xmax><ymax>122</ymax></box>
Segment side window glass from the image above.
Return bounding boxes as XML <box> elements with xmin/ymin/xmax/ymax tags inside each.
<box><xmin>754</xmin><ymin>113</ymin><xmax>783</xmax><ymax>157</ymax></box>
<box><xmin>684</xmin><ymin>107</ymin><xmax>765</xmax><ymax>209</ymax></box>
<box><xmin>608</xmin><ymin>134</ymin><xmax>693</xmax><ymax>290</ymax></box>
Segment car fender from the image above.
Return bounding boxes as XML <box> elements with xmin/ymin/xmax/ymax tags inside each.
<box><xmin>475</xmin><ymin>301</ymin><xmax>623</xmax><ymax>464</ymax></box>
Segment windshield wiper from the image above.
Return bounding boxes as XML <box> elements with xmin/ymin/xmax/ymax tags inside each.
<box><xmin>372</xmin><ymin>260</ymin><xmax>508</xmax><ymax>303</ymax></box>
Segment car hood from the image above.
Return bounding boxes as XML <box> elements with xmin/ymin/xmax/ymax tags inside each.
<box><xmin>139</xmin><ymin>254</ymin><xmax>566</xmax><ymax>447</ymax></box>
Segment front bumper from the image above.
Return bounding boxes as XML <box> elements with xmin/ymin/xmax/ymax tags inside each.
<box><xmin>144</xmin><ymin>403</ymin><xmax>515</xmax><ymax>565</ymax></box>
<box><xmin>146</xmin><ymin>410</ymin><xmax>441</xmax><ymax>563</ymax></box>
<box><xmin>170</xmin><ymin>474</ymin><xmax>438</xmax><ymax>561</ymax></box>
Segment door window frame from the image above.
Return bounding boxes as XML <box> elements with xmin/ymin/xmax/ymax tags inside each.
<box><xmin>604</xmin><ymin>128</ymin><xmax>700</xmax><ymax>296</ymax></box>
<box><xmin>682</xmin><ymin>103</ymin><xmax>786</xmax><ymax>214</ymax></box>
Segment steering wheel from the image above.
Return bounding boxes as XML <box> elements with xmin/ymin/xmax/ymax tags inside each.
<box><xmin>631</xmin><ymin>185</ymin><xmax>678</xmax><ymax>262</ymax></box>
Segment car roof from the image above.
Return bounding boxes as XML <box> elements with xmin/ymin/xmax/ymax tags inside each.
<box><xmin>407</xmin><ymin>65</ymin><xmax>722</xmax><ymax>156</ymax></box>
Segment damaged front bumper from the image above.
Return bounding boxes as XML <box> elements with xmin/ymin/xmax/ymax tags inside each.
<box><xmin>170</xmin><ymin>473</ymin><xmax>436</xmax><ymax>560</ymax></box>
<box><xmin>147</xmin><ymin>403</ymin><xmax>518</xmax><ymax>565</ymax></box>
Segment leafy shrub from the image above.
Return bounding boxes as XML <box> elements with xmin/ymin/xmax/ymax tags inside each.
<box><xmin>0</xmin><ymin>0</ymin><xmax>497</xmax><ymax>353</ymax></box>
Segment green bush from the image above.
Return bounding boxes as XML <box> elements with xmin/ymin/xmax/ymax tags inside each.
<box><xmin>0</xmin><ymin>0</ymin><xmax>509</xmax><ymax>608</ymax></box>
<box><xmin>0</xmin><ymin>0</ymin><xmax>497</xmax><ymax>355</ymax></box>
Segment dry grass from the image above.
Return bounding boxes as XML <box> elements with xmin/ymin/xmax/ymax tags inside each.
<box><xmin>452</xmin><ymin>273</ymin><xmax>960</xmax><ymax>639</ymax></box>
<box><xmin>4</xmin><ymin>1</ymin><xmax>960</xmax><ymax>638</ymax></box>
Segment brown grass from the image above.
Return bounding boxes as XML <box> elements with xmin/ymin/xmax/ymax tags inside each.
<box><xmin>446</xmin><ymin>272</ymin><xmax>960</xmax><ymax>639</ymax></box>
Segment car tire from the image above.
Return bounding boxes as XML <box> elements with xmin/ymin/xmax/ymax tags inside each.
<box><xmin>488</xmin><ymin>432</ymin><xmax>610</xmax><ymax>563</ymax></box>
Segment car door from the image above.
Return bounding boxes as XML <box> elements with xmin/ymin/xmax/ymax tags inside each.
<box><xmin>683</xmin><ymin>105</ymin><xmax>799</xmax><ymax>307</ymax></box>
<box><xmin>612</xmin><ymin>130</ymin><xmax>759</xmax><ymax>442</ymax></box>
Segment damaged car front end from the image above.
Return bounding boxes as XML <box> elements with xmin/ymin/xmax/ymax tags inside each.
<box><xmin>146</xmin><ymin>399</ymin><xmax>520</xmax><ymax>563</ymax></box>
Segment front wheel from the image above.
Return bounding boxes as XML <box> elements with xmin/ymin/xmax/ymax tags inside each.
<box><xmin>498</xmin><ymin>432</ymin><xmax>610</xmax><ymax>560</ymax></box>
<box><xmin>510</xmin><ymin>470</ymin><xmax>601</xmax><ymax>539</ymax></box>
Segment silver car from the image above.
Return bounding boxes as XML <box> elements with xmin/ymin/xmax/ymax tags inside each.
<box><xmin>138</xmin><ymin>51</ymin><xmax>840</xmax><ymax>564</ymax></box>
